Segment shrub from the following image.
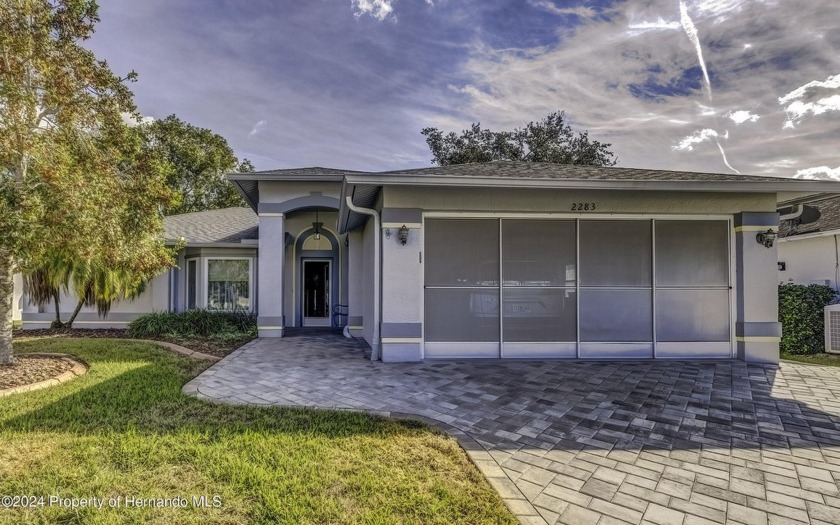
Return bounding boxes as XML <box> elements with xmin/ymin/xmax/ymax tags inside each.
<box><xmin>128</xmin><ymin>309</ymin><xmax>257</xmax><ymax>339</ymax></box>
<box><xmin>779</xmin><ymin>283</ymin><xmax>837</xmax><ymax>355</ymax></box>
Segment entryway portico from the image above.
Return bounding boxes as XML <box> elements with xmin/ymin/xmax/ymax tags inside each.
<box><xmin>230</xmin><ymin>168</ymin><xmax>353</xmax><ymax>337</ymax></box>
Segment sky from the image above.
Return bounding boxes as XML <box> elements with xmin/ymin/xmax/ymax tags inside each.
<box><xmin>86</xmin><ymin>0</ymin><xmax>840</xmax><ymax>178</ymax></box>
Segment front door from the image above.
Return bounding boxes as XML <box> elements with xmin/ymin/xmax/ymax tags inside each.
<box><xmin>302</xmin><ymin>260</ymin><xmax>331</xmax><ymax>326</ymax></box>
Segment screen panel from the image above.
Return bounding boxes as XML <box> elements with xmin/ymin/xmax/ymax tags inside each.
<box><xmin>655</xmin><ymin>221</ymin><xmax>729</xmax><ymax>287</ymax></box>
<box><xmin>502</xmin><ymin>288</ymin><xmax>576</xmax><ymax>342</ymax></box>
<box><xmin>580</xmin><ymin>289</ymin><xmax>652</xmax><ymax>342</ymax></box>
<box><xmin>502</xmin><ymin>220</ymin><xmax>576</xmax><ymax>287</ymax></box>
<box><xmin>425</xmin><ymin>219</ymin><xmax>499</xmax><ymax>287</ymax></box>
<box><xmin>656</xmin><ymin>289</ymin><xmax>730</xmax><ymax>342</ymax></box>
<box><xmin>425</xmin><ymin>288</ymin><xmax>500</xmax><ymax>342</ymax></box>
<box><xmin>579</xmin><ymin>221</ymin><xmax>652</xmax><ymax>286</ymax></box>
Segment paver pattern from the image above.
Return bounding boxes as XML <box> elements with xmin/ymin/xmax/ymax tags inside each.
<box><xmin>184</xmin><ymin>333</ymin><xmax>840</xmax><ymax>525</ymax></box>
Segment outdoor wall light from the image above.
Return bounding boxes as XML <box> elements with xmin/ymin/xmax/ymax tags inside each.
<box><xmin>756</xmin><ymin>229</ymin><xmax>777</xmax><ymax>248</ymax></box>
<box><xmin>397</xmin><ymin>225</ymin><xmax>409</xmax><ymax>245</ymax></box>
<box><xmin>312</xmin><ymin>210</ymin><xmax>322</xmax><ymax>240</ymax></box>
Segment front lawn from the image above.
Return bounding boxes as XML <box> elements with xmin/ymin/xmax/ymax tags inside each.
<box><xmin>0</xmin><ymin>339</ymin><xmax>515</xmax><ymax>524</ymax></box>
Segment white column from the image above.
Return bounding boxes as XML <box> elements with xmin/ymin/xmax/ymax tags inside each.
<box><xmin>258</xmin><ymin>213</ymin><xmax>285</xmax><ymax>337</ymax></box>
<box><xmin>380</xmin><ymin>222</ymin><xmax>423</xmax><ymax>362</ymax></box>
<box><xmin>735</xmin><ymin>212</ymin><xmax>781</xmax><ymax>363</ymax></box>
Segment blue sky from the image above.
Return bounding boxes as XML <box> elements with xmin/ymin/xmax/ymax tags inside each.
<box><xmin>87</xmin><ymin>0</ymin><xmax>840</xmax><ymax>178</ymax></box>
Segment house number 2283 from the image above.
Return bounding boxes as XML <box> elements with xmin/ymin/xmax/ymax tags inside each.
<box><xmin>571</xmin><ymin>202</ymin><xmax>596</xmax><ymax>211</ymax></box>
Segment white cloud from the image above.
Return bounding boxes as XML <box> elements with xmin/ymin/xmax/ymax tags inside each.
<box><xmin>673</xmin><ymin>128</ymin><xmax>725</xmax><ymax>151</ymax></box>
<box><xmin>628</xmin><ymin>17</ymin><xmax>681</xmax><ymax>34</ymax></box>
<box><xmin>351</xmin><ymin>0</ymin><xmax>395</xmax><ymax>21</ymax></box>
<box><xmin>530</xmin><ymin>1</ymin><xmax>597</xmax><ymax>19</ymax></box>
<box><xmin>794</xmin><ymin>165</ymin><xmax>840</xmax><ymax>180</ymax></box>
<box><xmin>435</xmin><ymin>0</ymin><xmax>840</xmax><ymax>177</ymax></box>
<box><xmin>726</xmin><ymin>110</ymin><xmax>760</xmax><ymax>124</ymax></box>
<box><xmin>349</xmin><ymin>0</ymin><xmax>434</xmax><ymax>21</ymax></box>
<box><xmin>779</xmin><ymin>74</ymin><xmax>840</xmax><ymax>126</ymax></box>
<box><xmin>248</xmin><ymin>119</ymin><xmax>268</xmax><ymax>137</ymax></box>
<box><xmin>679</xmin><ymin>1</ymin><xmax>712</xmax><ymax>101</ymax></box>
<box><xmin>121</xmin><ymin>112</ymin><xmax>155</xmax><ymax>127</ymax></box>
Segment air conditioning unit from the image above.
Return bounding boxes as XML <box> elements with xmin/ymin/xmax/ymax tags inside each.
<box><xmin>825</xmin><ymin>305</ymin><xmax>840</xmax><ymax>354</ymax></box>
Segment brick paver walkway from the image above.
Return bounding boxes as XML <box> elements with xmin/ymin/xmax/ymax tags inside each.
<box><xmin>184</xmin><ymin>333</ymin><xmax>840</xmax><ymax>525</ymax></box>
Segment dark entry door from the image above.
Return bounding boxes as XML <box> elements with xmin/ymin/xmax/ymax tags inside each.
<box><xmin>303</xmin><ymin>260</ymin><xmax>330</xmax><ymax>326</ymax></box>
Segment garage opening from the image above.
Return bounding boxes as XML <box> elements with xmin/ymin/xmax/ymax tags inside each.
<box><xmin>423</xmin><ymin>218</ymin><xmax>731</xmax><ymax>359</ymax></box>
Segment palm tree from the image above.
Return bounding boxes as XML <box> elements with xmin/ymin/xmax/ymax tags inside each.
<box><xmin>22</xmin><ymin>259</ymin><xmax>73</xmax><ymax>329</ymax></box>
<box><xmin>64</xmin><ymin>263</ymin><xmax>147</xmax><ymax>328</ymax></box>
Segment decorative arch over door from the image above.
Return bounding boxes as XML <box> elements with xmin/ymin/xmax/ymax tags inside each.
<box><xmin>294</xmin><ymin>226</ymin><xmax>340</xmax><ymax>327</ymax></box>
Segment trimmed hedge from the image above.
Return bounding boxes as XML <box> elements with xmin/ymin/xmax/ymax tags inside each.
<box><xmin>779</xmin><ymin>283</ymin><xmax>837</xmax><ymax>355</ymax></box>
<box><xmin>128</xmin><ymin>309</ymin><xmax>257</xmax><ymax>339</ymax></box>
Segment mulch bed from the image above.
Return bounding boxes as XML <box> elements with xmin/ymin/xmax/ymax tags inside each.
<box><xmin>0</xmin><ymin>355</ymin><xmax>74</xmax><ymax>389</ymax></box>
<box><xmin>12</xmin><ymin>328</ymin><xmax>251</xmax><ymax>358</ymax></box>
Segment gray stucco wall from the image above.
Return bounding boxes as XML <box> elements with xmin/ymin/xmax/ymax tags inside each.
<box><xmin>778</xmin><ymin>234</ymin><xmax>840</xmax><ymax>289</ymax></box>
<box><xmin>362</xmin><ymin>216</ymin><xmax>375</xmax><ymax>346</ymax></box>
<box><xmin>21</xmin><ymin>270</ymin><xmax>170</xmax><ymax>329</ymax></box>
<box><xmin>13</xmin><ymin>273</ymin><xmax>22</xmax><ymax>322</ymax></box>
<box><xmin>383</xmin><ymin>187</ymin><xmax>777</xmax><ymax>215</ymax></box>
<box><xmin>346</xmin><ymin>229</ymin><xmax>364</xmax><ymax>335</ymax></box>
<box><xmin>259</xmin><ymin>181</ymin><xmax>341</xmax><ymax>204</ymax></box>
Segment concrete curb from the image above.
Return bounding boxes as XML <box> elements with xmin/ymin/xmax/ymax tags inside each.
<box><xmin>132</xmin><ymin>339</ymin><xmax>221</xmax><ymax>362</ymax></box>
<box><xmin>0</xmin><ymin>353</ymin><xmax>88</xmax><ymax>397</ymax></box>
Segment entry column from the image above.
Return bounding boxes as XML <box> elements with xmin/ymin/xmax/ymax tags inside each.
<box><xmin>734</xmin><ymin>212</ymin><xmax>781</xmax><ymax>363</ymax></box>
<box><xmin>258</xmin><ymin>213</ymin><xmax>285</xmax><ymax>337</ymax></box>
<box><xmin>380</xmin><ymin>209</ymin><xmax>423</xmax><ymax>362</ymax></box>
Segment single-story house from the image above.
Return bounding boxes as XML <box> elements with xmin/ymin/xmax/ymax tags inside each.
<box><xmin>16</xmin><ymin>161</ymin><xmax>840</xmax><ymax>364</ymax></box>
<box><xmin>778</xmin><ymin>196</ymin><xmax>840</xmax><ymax>290</ymax></box>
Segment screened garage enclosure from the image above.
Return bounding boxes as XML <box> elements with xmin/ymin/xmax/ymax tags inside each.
<box><xmin>424</xmin><ymin>218</ymin><xmax>731</xmax><ymax>359</ymax></box>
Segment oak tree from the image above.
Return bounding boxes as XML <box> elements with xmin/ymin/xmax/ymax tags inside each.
<box><xmin>421</xmin><ymin>111</ymin><xmax>617</xmax><ymax>167</ymax></box>
<box><xmin>0</xmin><ymin>0</ymin><xmax>175</xmax><ymax>363</ymax></box>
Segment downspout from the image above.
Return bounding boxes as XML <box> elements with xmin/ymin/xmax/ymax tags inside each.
<box><xmin>344</xmin><ymin>195</ymin><xmax>381</xmax><ymax>361</ymax></box>
<box><xmin>779</xmin><ymin>205</ymin><xmax>804</xmax><ymax>222</ymax></box>
<box><xmin>835</xmin><ymin>235</ymin><xmax>839</xmax><ymax>293</ymax></box>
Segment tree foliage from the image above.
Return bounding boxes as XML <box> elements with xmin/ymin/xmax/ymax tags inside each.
<box><xmin>421</xmin><ymin>111</ymin><xmax>617</xmax><ymax>167</ymax></box>
<box><xmin>0</xmin><ymin>0</ymin><xmax>176</xmax><ymax>362</ymax></box>
<box><xmin>143</xmin><ymin>115</ymin><xmax>252</xmax><ymax>215</ymax></box>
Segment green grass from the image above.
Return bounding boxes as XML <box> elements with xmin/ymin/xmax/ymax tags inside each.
<box><xmin>1</xmin><ymin>339</ymin><xmax>515</xmax><ymax>525</ymax></box>
<box><xmin>782</xmin><ymin>352</ymin><xmax>840</xmax><ymax>367</ymax></box>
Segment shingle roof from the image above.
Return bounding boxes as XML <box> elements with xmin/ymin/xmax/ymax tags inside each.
<box><xmin>163</xmin><ymin>207</ymin><xmax>258</xmax><ymax>244</ymax></box>
<box><xmin>370</xmin><ymin>161</ymin><xmax>792</xmax><ymax>182</ymax></box>
<box><xmin>780</xmin><ymin>196</ymin><xmax>840</xmax><ymax>237</ymax></box>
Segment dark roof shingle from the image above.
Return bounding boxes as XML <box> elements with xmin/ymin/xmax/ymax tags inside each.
<box><xmin>164</xmin><ymin>207</ymin><xmax>258</xmax><ymax>244</ymax></box>
<box><xmin>369</xmin><ymin>161</ymin><xmax>792</xmax><ymax>182</ymax></box>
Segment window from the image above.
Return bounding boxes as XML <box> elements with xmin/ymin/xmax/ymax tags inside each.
<box><xmin>187</xmin><ymin>259</ymin><xmax>197</xmax><ymax>310</ymax></box>
<box><xmin>207</xmin><ymin>259</ymin><xmax>251</xmax><ymax>311</ymax></box>
<box><xmin>302</xmin><ymin>235</ymin><xmax>333</xmax><ymax>251</ymax></box>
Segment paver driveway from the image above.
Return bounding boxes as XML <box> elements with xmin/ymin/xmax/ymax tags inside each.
<box><xmin>184</xmin><ymin>333</ymin><xmax>840</xmax><ymax>525</ymax></box>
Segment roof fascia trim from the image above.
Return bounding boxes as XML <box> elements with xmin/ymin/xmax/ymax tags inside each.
<box><xmin>231</xmin><ymin>179</ymin><xmax>257</xmax><ymax>211</ymax></box>
<box><xmin>342</xmin><ymin>174</ymin><xmax>840</xmax><ymax>193</ymax></box>
<box><xmin>227</xmin><ymin>173</ymin><xmax>346</xmax><ymax>182</ymax></box>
